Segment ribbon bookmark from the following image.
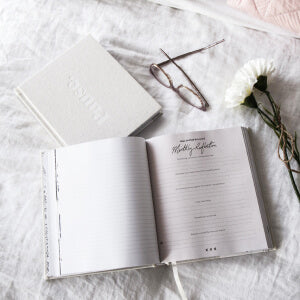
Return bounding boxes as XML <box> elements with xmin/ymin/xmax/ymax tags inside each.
<box><xmin>171</xmin><ymin>262</ymin><xmax>188</xmax><ymax>300</ymax></box>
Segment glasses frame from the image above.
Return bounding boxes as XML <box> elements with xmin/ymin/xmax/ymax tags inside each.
<box><xmin>150</xmin><ymin>39</ymin><xmax>225</xmax><ymax>111</ymax></box>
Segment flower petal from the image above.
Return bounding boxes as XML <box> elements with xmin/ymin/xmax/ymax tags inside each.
<box><xmin>224</xmin><ymin>58</ymin><xmax>275</xmax><ymax>107</ymax></box>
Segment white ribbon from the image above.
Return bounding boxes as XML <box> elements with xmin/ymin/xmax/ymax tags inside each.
<box><xmin>171</xmin><ymin>262</ymin><xmax>188</xmax><ymax>300</ymax></box>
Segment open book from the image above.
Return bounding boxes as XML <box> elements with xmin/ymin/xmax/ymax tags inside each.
<box><xmin>42</xmin><ymin>127</ymin><xmax>274</xmax><ymax>279</ymax></box>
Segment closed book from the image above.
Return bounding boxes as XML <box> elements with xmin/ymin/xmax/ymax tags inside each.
<box><xmin>16</xmin><ymin>36</ymin><xmax>162</xmax><ymax>145</ymax></box>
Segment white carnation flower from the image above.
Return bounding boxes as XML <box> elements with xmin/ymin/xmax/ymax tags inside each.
<box><xmin>225</xmin><ymin>59</ymin><xmax>275</xmax><ymax>108</ymax></box>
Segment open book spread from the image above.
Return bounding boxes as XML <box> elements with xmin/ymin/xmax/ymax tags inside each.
<box><xmin>42</xmin><ymin>127</ymin><xmax>274</xmax><ymax>279</ymax></box>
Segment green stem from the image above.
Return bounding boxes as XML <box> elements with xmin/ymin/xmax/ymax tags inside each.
<box><xmin>260</xmin><ymin>91</ymin><xmax>300</xmax><ymax>167</ymax></box>
<box><xmin>255</xmin><ymin>92</ymin><xmax>300</xmax><ymax>202</ymax></box>
<box><xmin>284</xmin><ymin>146</ymin><xmax>300</xmax><ymax>202</ymax></box>
<box><xmin>257</xmin><ymin>107</ymin><xmax>276</xmax><ymax>127</ymax></box>
<box><xmin>273</xmin><ymin>128</ymin><xmax>300</xmax><ymax>166</ymax></box>
<box><xmin>264</xmin><ymin>90</ymin><xmax>277</xmax><ymax>116</ymax></box>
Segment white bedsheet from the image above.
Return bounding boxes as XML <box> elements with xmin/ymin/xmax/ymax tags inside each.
<box><xmin>149</xmin><ymin>0</ymin><xmax>300</xmax><ymax>39</ymax></box>
<box><xmin>0</xmin><ymin>0</ymin><xmax>299</xmax><ymax>299</ymax></box>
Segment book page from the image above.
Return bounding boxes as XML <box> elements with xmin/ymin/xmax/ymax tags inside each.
<box><xmin>146</xmin><ymin>127</ymin><xmax>269</xmax><ymax>263</ymax></box>
<box><xmin>45</xmin><ymin>137</ymin><xmax>159</xmax><ymax>276</ymax></box>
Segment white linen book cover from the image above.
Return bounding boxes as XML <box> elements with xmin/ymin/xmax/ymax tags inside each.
<box><xmin>42</xmin><ymin>127</ymin><xmax>274</xmax><ymax>279</ymax></box>
<box><xmin>16</xmin><ymin>36</ymin><xmax>162</xmax><ymax>146</ymax></box>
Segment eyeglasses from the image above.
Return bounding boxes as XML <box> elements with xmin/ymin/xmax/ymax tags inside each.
<box><xmin>150</xmin><ymin>39</ymin><xmax>225</xmax><ymax>111</ymax></box>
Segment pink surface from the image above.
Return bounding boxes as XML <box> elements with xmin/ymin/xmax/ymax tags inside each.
<box><xmin>227</xmin><ymin>0</ymin><xmax>300</xmax><ymax>34</ymax></box>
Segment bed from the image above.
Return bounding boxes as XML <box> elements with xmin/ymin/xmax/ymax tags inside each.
<box><xmin>0</xmin><ymin>0</ymin><xmax>299</xmax><ymax>299</ymax></box>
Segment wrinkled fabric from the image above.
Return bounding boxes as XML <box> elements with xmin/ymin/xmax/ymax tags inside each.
<box><xmin>0</xmin><ymin>0</ymin><xmax>299</xmax><ymax>299</ymax></box>
<box><xmin>149</xmin><ymin>0</ymin><xmax>300</xmax><ymax>38</ymax></box>
<box><xmin>227</xmin><ymin>0</ymin><xmax>300</xmax><ymax>34</ymax></box>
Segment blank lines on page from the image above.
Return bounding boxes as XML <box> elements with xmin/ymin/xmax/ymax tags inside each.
<box><xmin>54</xmin><ymin>137</ymin><xmax>159</xmax><ymax>276</ymax></box>
<box><xmin>147</xmin><ymin>128</ymin><xmax>269</xmax><ymax>262</ymax></box>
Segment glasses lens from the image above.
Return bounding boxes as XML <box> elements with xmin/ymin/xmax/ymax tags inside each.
<box><xmin>150</xmin><ymin>64</ymin><xmax>172</xmax><ymax>88</ymax></box>
<box><xmin>177</xmin><ymin>86</ymin><xmax>205</xmax><ymax>110</ymax></box>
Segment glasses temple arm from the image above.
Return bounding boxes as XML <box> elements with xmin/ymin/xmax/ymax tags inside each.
<box><xmin>157</xmin><ymin>39</ymin><xmax>225</xmax><ymax>67</ymax></box>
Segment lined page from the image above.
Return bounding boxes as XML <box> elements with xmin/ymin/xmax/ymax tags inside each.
<box><xmin>46</xmin><ymin>137</ymin><xmax>159</xmax><ymax>276</ymax></box>
<box><xmin>147</xmin><ymin>127</ymin><xmax>269</xmax><ymax>263</ymax></box>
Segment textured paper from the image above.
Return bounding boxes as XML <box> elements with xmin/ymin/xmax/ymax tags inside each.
<box><xmin>42</xmin><ymin>137</ymin><xmax>159</xmax><ymax>278</ymax></box>
<box><xmin>147</xmin><ymin>127</ymin><xmax>272</xmax><ymax>262</ymax></box>
<box><xmin>16</xmin><ymin>36</ymin><xmax>161</xmax><ymax>145</ymax></box>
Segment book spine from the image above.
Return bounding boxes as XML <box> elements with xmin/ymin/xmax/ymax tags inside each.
<box><xmin>54</xmin><ymin>150</ymin><xmax>63</xmax><ymax>276</ymax></box>
<box><xmin>41</xmin><ymin>151</ymin><xmax>60</xmax><ymax>279</ymax></box>
<box><xmin>15</xmin><ymin>87</ymin><xmax>66</xmax><ymax>146</ymax></box>
<box><xmin>42</xmin><ymin>153</ymin><xmax>51</xmax><ymax>278</ymax></box>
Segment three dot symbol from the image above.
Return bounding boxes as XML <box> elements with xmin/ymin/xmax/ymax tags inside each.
<box><xmin>206</xmin><ymin>247</ymin><xmax>217</xmax><ymax>251</ymax></box>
